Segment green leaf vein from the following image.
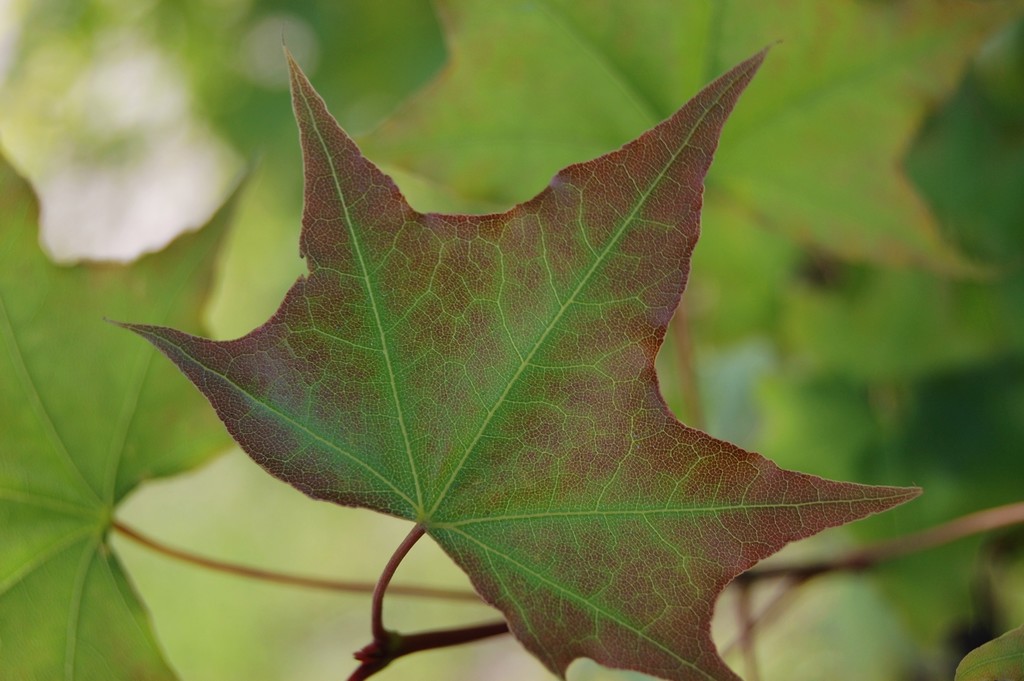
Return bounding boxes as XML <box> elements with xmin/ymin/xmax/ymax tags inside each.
<box><xmin>294</xmin><ymin>71</ymin><xmax>424</xmax><ymax>514</ymax></box>
<box><xmin>0</xmin><ymin>295</ymin><xmax>101</xmax><ymax>505</ymax></box>
<box><xmin>131</xmin><ymin>327</ymin><xmax>417</xmax><ymax>510</ymax></box>
<box><xmin>427</xmin><ymin>62</ymin><xmax>755</xmax><ymax>519</ymax></box>
<box><xmin>449</xmin><ymin>526</ymin><xmax>715</xmax><ymax>681</ymax></box>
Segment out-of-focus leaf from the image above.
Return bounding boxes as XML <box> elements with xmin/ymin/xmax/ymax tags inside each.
<box><xmin>0</xmin><ymin>155</ymin><xmax>230</xmax><ymax>680</ymax></box>
<box><xmin>908</xmin><ymin>17</ymin><xmax>1024</xmax><ymax>267</ymax></box>
<box><xmin>975</xmin><ymin>16</ymin><xmax>1024</xmax><ymax>120</ymax></box>
<box><xmin>2</xmin><ymin>0</ymin><xmax>446</xmax><ymax>335</ymax></box>
<box><xmin>759</xmin><ymin>358</ymin><xmax>1024</xmax><ymax>639</ymax></box>
<box><xmin>956</xmin><ymin>623</ymin><xmax>1024</xmax><ymax>681</ymax></box>
<box><xmin>781</xmin><ymin>267</ymin><xmax>1024</xmax><ymax>381</ymax></box>
<box><xmin>364</xmin><ymin>0</ymin><xmax>1017</xmax><ymax>271</ymax></box>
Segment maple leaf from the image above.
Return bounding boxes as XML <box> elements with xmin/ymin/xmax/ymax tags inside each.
<box><xmin>0</xmin><ymin>156</ymin><xmax>231</xmax><ymax>679</ymax></box>
<box><xmin>124</xmin><ymin>50</ymin><xmax>918</xmax><ymax>681</ymax></box>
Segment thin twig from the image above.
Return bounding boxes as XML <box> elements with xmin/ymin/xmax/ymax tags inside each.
<box><xmin>724</xmin><ymin>501</ymin><xmax>1024</xmax><ymax>656</ymax></box>
<box><xmin>347</xmin><ymin>621</ymin><xmax>509</xmax><ymax>681</ymax></box>
<box><xmin>111</xmin><ymin>520</ymin><xmax>479</xmax><ymax>602</ymax></box>
<box><xmin>721</xmin><ymin>577</ymin><xmax>801</xmax><ymax>659</ymax></box>
<box><xmin>348</xmin><ymin>618</ymin><xmax>512</xmax><ymax>675</ymax></box>
<box><xmin>740</xmin><ymin>500</ymin><xmax>1024</xmax><ymax>583</ymax></box>
<box><xmin>671</xmin><ymin>302</ymin><xmax>706</xmax><ymax>432</ymax></box>
<box><xmin>394</xmin><ymin>620</ymin><xmax>510</xmax><ymax>655</ymax></box>
<box><xmin>735</xmin><ymin>581</ymin><xmax>760</xmax><ymax>681</ymax></box>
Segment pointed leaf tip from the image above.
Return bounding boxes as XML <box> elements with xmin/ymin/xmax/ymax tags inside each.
<box><xmin>284</xmin><ymin>45</ymin><xmax>299</xmax><ymax>73</ymax></box>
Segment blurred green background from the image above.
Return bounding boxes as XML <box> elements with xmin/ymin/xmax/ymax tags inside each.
<box><xmin>2</xmin><ymin>1</ymin><xmax>1024</xmax><ymax>680</ymax></box>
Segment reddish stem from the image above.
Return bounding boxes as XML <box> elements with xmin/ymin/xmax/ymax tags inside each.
<box><xmin>390</xmin><ymin>621</ymin><xmax>510</xmax><ymax>656</ymax></box>
<box><xmin>671</xmin><ymin>303</ymin><xmax>706</xmax><ymax>432</ymax></box>
<box><xmin>735</xmin><ymin>582</ymin><xmax>760</xmax><ymax>681</ymax></box>
<box><xmin>349</xmin><ymin>620</ymin><xmax>510</xmax><ymax>680</ymax></box>
<box><xmin>371</xmin><ymin>525</ymin><xmax>426</xmax><ymax>640</ymax></box>
<box><xmin>740</xmin><ymin>500</ymin><xmax>1024</xmax><ymax>583</ymax></box>
<box><xmin>350</xmin><ymin>524</ymin><xmax>509</xmax><ymax>679</ymax></box>
<box><xmin>724</xmin><ymin>500</ymin><xmax>1024</xmax><ymax>657</ymax></box>
<box><xmin>111</xmin><ymin>520</ymin><xmax>478</xmax><ymax>602</ymax></box>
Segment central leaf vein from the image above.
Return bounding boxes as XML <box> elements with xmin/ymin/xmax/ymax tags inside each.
<box><xmin>427</xmin><ymin>67</ymin><xmax>751</xmax><ymax>518</ymax></box>
<box><xmin>134</xmin><ymin>329</ymin><xmax>417</xmax><ymax>510</ymax></box>
<box><xmin>449</xmin><ymin>527</ymin><xmax>716</xmax><ymax>680</ymax></box>
<box><xmin>0</xmin><ymin>295</ymin><xmax>101</xmax><ymax>505</ymax></box>
<box><xmin>296</xmin><ymin>80</ymin><xmax>423</xmax><ymax>515</ymax></box>
<box><xmin>437</xmin><ymin>495</ymin><xmax>890</xmax><ymax>528</ymax></box>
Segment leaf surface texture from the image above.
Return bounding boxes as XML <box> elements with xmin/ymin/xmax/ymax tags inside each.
<box><xmin>128</xmin><ymin>51</ymin><xmax>917</xmax><ymax>681</ymax></box>
<box><xmin>0</xmin><ymin>157</ymin><xmax>229</xmax><ymax>680</ymax></box>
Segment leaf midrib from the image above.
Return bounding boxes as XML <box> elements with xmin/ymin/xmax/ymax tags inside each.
<box><xmin>725</xmin><ymin>26</ymin><xmax>975</xmax><ymax>145</ymax></box>
<box><xmin>426</xmin><ymin>63</ymin><xmax>755</xmax><ymax>520</ymax></box>
<box><xmin>447</xmin><ymin>526</ymin><xmax>717</xmax><ymax>681</ymax></box>
<box><xmin>0</xmin><ymin>526</ymin><xmax>94</xmax><ymax>597</ymax></box>
<box><xmin>532</xmin><ymin>0</ymin><xmax>660</xmax><ymax>123</ymax></box>
<box><xmin>0</xmin><ymin>294</ymin><xmax>101</xmax><ymax>506</ymax></box>
<box><xmin>294</xmin><ymin>72</ymin><xmax>424</xmax><ymax>515</ymax></box>
<box><xmin>102</xmin><ymin>230</ymin><xmax>216</xmax><ymax>506</ymax></box>
<box><xmin>433</xmin><ymin>492</ymin><xmax>912</xmax><ymax>528</ymax></box>
<box><xmin>65</xmin><ymin>536</ymin><xmax>98</xmax><ymax>681</ymax></box>
<box><xmin>128</xmin><ymin>326</ymin><xmax>418</xmax><ymax>511</ymax></box>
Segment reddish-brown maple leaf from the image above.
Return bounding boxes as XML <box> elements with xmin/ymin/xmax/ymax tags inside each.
<box><xmin>124</xmin><ymin>50</ymin><xmax>918</xmax><ymax>680</ymax></box>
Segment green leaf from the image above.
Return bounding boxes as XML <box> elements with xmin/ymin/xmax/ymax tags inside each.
<box><xmin>0</xmin><ymin>156</ymin><xmax>230</xmax><ymax>680</ymax></box>
<box><xmin>907</xmin><ymin>18</ymin><xmax>1024</xmax><ymax>267</ymax></box>
<box><xmin>125</xmin><ymin>51</ymin><xmax>918</xmax><ymax>681</ymax></box>
<box><xmin>780</xmin><ymin>266</ymin><xmax>1022</xmax><ymax>382</ymax></box>
<box><xmin>757</xmin><ymin>357</ymin><xmax>1024</xmax><ymax>640</ymax></box>
<box><xmin>363</xmin><ymin>0</ymin><xmax>1017</xmax><ymax>271</ymax></box>
<box><xmin>956</xmin><ymin>624</ymin><xmax>1024</xmax><ymax>681</ymax></box>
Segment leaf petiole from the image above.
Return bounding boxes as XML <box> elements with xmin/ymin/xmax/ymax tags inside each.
<box><xmin>350</xmin><ymin>524</ymin><xmax>509</xmax><ymax>679</ymax></box>
<box><xmin>371</xmin><ymin>525</ymin><xmax>426</xmax><ymax>640</ymax></box>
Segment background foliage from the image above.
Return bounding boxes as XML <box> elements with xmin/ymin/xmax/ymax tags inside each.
<box><xmin>1</xmin><ymin>1</ymin><xmax>1023</xmax><ymax>680</ymax></box>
